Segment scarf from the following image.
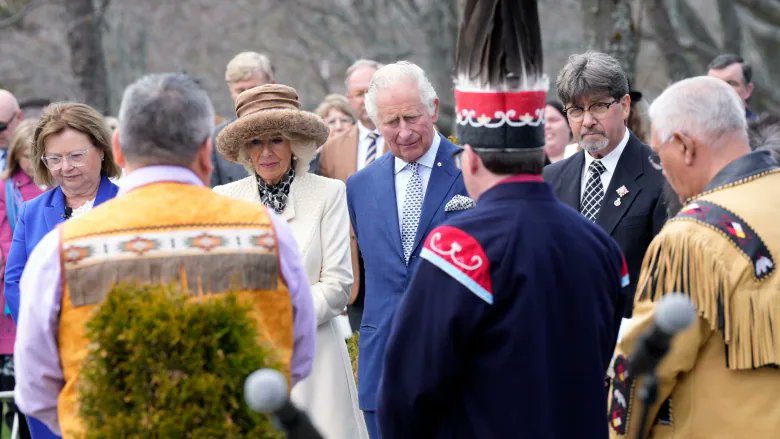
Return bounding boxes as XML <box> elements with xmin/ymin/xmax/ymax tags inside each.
<box><xmin>256</xmin><ymin>166</ymin><xmax>295</xmax><ymax>214</ymax></box>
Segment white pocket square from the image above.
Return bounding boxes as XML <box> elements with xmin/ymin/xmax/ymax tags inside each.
<box><xmin>445</xmin><ymin>195</ymin><xmax>475</xmax><ymax>212</ymax></box>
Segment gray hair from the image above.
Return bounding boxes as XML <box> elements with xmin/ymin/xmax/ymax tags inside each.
<box><xmin>556</xmin><ymin>51</ymin><xmax>629</xmax><ymax>105</ymax></box>
<box><xmin>344</xmin><ymin>59</ymin><xmax>383</xmax><ymax>88</ymax></box>
<box><xmin>225</xmin><ymin>51</ymin><xmax>275</xmax><ymax>83</ymax></box>
<box><xmin>118</xmin><ymin>73</ymin><xmax>215</xmax><ymax>167</ymax></box>
<box><xmin>649</xmin><ymin>76</ymin><xmax>747</xmax><ymax>145</ymax></box>
<box><xmin>364</xmin><ymin>61</ymin><xmax>437</xmax><ymax>125</ymax></box>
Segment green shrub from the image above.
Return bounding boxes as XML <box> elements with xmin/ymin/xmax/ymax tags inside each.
<box><xmin>78</xmin><ymin>283</ymin><xmax>283</xmax><ymax>438</ymax></box>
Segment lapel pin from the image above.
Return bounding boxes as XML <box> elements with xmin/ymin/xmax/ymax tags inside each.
<box><xmin>437</xmin><ymin>162</ymin><xmax>442</xmax><ymax>167</ymax></box>
<box><xmin>614</xmin><ymin>185</ymin><xmax>629</xmax><ymax>207</ymax></box>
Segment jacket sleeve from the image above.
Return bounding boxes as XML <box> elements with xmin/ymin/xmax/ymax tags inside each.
<box><xmin>4</xmin><ymin>201</ymin><xmax>30</xmax><ymax>322</ymax></box>
<box><xmin>308</xmin><ymin>181</ymin><xmax>352</xmax><ymax>326</ymax></box>
<box><xmin>378</xmin><ymin>236</ymin><xmax>489</xmax><ymax>438</ymax></box>
<box><xmin>608</xmin><ymin>286</ymin><xmax>710</xmax><ymax>438</ymax></box>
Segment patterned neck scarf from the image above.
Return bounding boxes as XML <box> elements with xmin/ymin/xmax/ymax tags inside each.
<box><xmin>256</xmin><ymin>166</ymin><xmax>295</xmax><ymax>214</ymax></box>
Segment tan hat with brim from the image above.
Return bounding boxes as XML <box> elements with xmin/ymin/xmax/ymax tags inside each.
<box><xmin>217</xmin><ymin>84</ymin><xmax>329</xmax><ymax>164</ymax></box>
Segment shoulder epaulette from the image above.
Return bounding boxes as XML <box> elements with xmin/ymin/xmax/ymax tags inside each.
<box><xmin>420</xmin><ymin>225</ymin><xmax>493</xmax><ymax>304</ymax></box>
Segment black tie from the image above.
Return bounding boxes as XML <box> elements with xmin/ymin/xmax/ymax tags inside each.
<box><xmin>581</xmin><ymin>160</ymin><xmax>606</xmax><ymax>222</ymax></box>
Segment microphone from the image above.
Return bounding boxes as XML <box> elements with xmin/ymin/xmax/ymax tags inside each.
<box><xmin>244</xmin><ymin>369</ymin><xmax>323</xmax><ymax>439</ymax></box>
<box><xmin>62</xmin><ymin>207</ymin><xmax>73</xmax><ymax>220</ymax></box>
<box><xmin>628</xmin><ymin>293</ymin><xmax>696</xmax><ymax>377</ymax></box>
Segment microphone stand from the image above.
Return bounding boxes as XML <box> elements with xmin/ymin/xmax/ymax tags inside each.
<box><xmin>634</xmin><ymin>373</ymin><xmax>658</xmax><ymax>439</ymax></box>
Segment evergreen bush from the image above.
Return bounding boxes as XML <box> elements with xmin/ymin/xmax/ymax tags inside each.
<box><xmin>78</xmin><ymin>283</ymin><xmax>283</xmax><ymax>438</ymax></box>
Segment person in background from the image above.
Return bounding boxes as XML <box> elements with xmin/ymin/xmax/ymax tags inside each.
<box><xmin>4</xmin><ymin>103</ymin><xmax>121</xmax><ymax>323</ymax></box>
<box><xmin>0</xmin><ymin>90</ymin><xmax>25</xmax><ymax>171</ymax></box>
<box><xmin>544</xmin><ymin>101</ymin><xmax>572</xmax><ymax>163</ymax></box>
<box><xmin>14</xmin><ymin>73</ymin><xmax>316</xmax><ymax>438</ymax></box>
<box><xmin>0</xmin><ymin>119</ymin><xmax>44</xmax><ymax>439</ymax></box>
<box><xmin>316</xmin><ymin>59</ymin><xmax>384</xmax><ymax>333</ymax></box>
<box><xmin>211</xmin><ymin>51</ymin><xmax>276</xmax><ymax>187</ymax></box>
<box><xmin>707</xmin><ymin>53</ymin><xmax>757</xmax><ymax>121</ymax></box>
<box><xmin>4</xmin><ymin>103</ymin><xmax>120</xmax><ymax>438</ymax></box>
<box><xmin>316</xmin><ymin>94</ymin><xmax>356</xmax><ymax>142</ymax></box>
<box><xmin>543</xmin><ymin>51</ymin><xmax>667</xmax><ymax>312</ymax></box>
<box><xmin>214</xmin><ymin>84</ymin><xmax>366</xmax><ymax>438</ymax></box>
<box><xmin>609</xmin><ymin>75</ymin><xmax>780</xmax><ymax>439</ymax></box>
<box><xmin>346</xmin><ymin>61</ymin><xmax>468</xmax><ymax>438</ymax></box>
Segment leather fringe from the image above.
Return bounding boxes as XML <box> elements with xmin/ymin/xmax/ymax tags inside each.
<box><xmin>636</xmin><ymin>229</ymin><xmax>779</xmax><ymax>369</ymax></box>
<box><xmin>66</xmin><ymin>253</ymin><xmax>279</xmax><ymax>307</ymax></box>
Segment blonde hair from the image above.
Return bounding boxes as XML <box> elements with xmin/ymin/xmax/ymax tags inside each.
<box><xmin>225</xmin><ymin>52</ymin><xmax>275</xmax><ymax>84</ymax></box>
<box><xmin>314</xmin><ymin>94</ymin><xmax>356</xmax><ymax>121</ymax></box>
<box><xmin>2</xmin><ymin>119</ymin><xmax>36</xmax><ymax>180</ymax></box>
<box><xmin>32</xmin><ymin>102</ymin><xmax>121</xmax><ymax>187</ymax></box>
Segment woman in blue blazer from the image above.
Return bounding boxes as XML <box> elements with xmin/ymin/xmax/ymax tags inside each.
<box><xmin>3</xmin><ymin>103</ymin><xmax>120</xmax><ymax>439</ymax></box>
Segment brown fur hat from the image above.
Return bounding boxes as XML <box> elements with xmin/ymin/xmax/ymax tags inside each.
<box><xmin>217</xmin><ymin>84</ymin><xmax>329</xmax><ymax>166</ymax></box>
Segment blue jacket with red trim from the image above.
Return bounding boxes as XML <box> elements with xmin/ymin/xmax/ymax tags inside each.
<box><xmin>378</xmin><ymin>179</ymin><xmax>628</xmax><ymax>438</ymax></box>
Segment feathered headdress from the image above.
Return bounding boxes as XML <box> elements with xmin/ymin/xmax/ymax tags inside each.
<box><xmin>454</xmin><ymin>0</ymin><xmax>547</xmax><ymax>151</ymax></box>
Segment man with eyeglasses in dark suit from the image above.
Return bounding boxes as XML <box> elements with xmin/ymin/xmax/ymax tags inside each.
<box><xmin>543</xmin><ymin>51</ymin><xmax>667</xmax><ymax>320</ymax></box>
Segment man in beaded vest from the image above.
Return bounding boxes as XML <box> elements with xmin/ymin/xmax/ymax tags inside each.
<box><xmin>608</xmin><ymin>77</ymin><xmax>780</xmax><ymax>438</ymax></box>
<box><xmin>13</xmin><ymin>73</ymin><xmax>316</xmax><ymax>438</ymax></box>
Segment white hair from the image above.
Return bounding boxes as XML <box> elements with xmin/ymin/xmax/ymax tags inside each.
<box><xmin>649</xmin><ymin>76</ymin><xmax>747</xmax><ymax>145</ymax></box>
<box><xmin>364</xmin><ymin>61</ymin><xmax>438</xmax><ymax>125</ymax></box>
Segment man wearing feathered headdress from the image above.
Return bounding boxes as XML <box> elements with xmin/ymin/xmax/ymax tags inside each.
<box><xmin>376</xmin><ymin>1</ymin><xmax>628</xmax><ymax>437</ymax></box>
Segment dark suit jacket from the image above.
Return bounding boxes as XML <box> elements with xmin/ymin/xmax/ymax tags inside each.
<box><xmin>347</xmin><ymin>135</ymin><xmax>468</xmax><ymax>411</ymax></box>
<box><xmin>543</xmin><ymin>132</ymin><xmax>667</xmax><ymax>314</ymax></box>
<box><xmin>211</xmin><ymin>119</ymin><xmax>249</xmax><ymax>187</ymax></box>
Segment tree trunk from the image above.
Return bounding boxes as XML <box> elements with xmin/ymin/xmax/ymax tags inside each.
<box><xmin>645</xmin><ymin>0</ymin><xmax>695</xmax><ymax>80</ymax></box>
<box><xmin>582</xmin><ymin>0</ymin><xmax>640</xmax><ymax>83</ymax></box>
<box><xmin>64</xmin><ymin>0</ymin><xmax>110</xmax><ymax>114</ymax></box>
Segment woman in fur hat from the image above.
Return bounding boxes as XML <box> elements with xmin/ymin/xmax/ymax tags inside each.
<box><xmin>214</xmin><ymin>84</ymin><xmax>367</xmax><ymax>439</ymax></box>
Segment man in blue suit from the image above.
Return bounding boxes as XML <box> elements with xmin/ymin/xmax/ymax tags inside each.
<box><xmin>346</xmin><ymin>61</ymin><xmax>468</xmax><ymax>438</ymax></box>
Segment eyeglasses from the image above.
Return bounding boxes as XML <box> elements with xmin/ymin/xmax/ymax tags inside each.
<box><xmin>41</xmin><ymin>147</ymin><xmax>92</xmax><ymax>170</ymax></box>
<box><xmin>325</xmin><ymin>116</ymin><xmax>354</xmax><ymax>127</ymax></box>
<box><xmin>648</xmin><ymin>152</ymin><xmax>663</xmax><ymax>171</ymax></box>
<box><xmin>563</xmin><ymin>99</ymin><xmax>621</xmax><ymax>121</ymax></box>
<box><xmin>452</xmin><ymin>147</ymin><xmax>464</xmax><ymax>170</ymax></box>
<box><xmin>0</xmin><ymin>116</ymin><xmax>14</xmax><ymax>133</ymax></box>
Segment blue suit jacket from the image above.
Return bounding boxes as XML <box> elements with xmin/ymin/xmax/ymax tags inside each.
<box><xmin>346</xmin><ymin>135</ymin><xmax>467</xmax><ymax>411</ymax></box>
<box><xmin>4</xmin><ymin>175</ymin><xmax>119</xmax><ymax>322</ymax></box>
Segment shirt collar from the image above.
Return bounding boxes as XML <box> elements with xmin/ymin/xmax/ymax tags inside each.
<box><xmin>357</xmin><ymin>121</ymin><xmax>379</xmax><ymax>141</ymax></box>
<box><xmin>583</xmin><ymin>127</ymin><xmax>629</xmax><ymax>174</ymax></box>
<box><xmin>394</xmin><ymin>132</ymin><xmax>441</xmax><ymax>174</ymax></box>
<box><xmin>118</xmin><ymin>165</ymin><xmax>203</xmax><ymax>196</ymax></box>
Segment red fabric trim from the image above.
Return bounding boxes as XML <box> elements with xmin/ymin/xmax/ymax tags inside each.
<box><xmin>499</xmin><ymin>174</ymin><xmax>544</xmax><ymax>184</ymax></box>
<box><xmin>424</xmin><ymin>226</ymin><xmax>492</xmax><ymax>294</ymax></box>
<box><xmin>454</xmin><ymin>89</ymin><xmax>546</xmax><ymax>119</ymax></box>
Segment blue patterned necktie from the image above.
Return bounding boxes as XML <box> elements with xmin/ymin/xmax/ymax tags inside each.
<box><xmin>401</xmin><ymin>162</ymin><xmax>423</xmax><ymax>263</ymax></box>
<box><xmin>365</xmin><ymin>132</ymin><xmax>379</xmax><ymax>165</ymax></box>
<box><xmin>581</xmin><ymin>160</ymin><xmax>607</xmax><ymax>221</ymax></box>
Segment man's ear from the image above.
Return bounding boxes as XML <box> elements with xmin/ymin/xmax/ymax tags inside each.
<box><xmin>745</xmin><ymin>82</ymin><xmax>754</xmax><ymax>101</ymax></box>
<box><xmin>196</xmin><ymin>135</ymin><xmax>214</xmax><ymax>184</ymax></box>
<box><xmin>111</xmin><ymin>130</ymin><xmax>125</xmax><ymax>168</ymax></box>
<box><xmin>464</xmin><ymin>144</ymin><xmax>481</xmax><ymax>175</ymax></box>
<box><xmin>673</xmin><ymin>131</ymin><xmax>696</xmax><ymax>166</ymax></box>
<box><xmin>430</xmin><ymin>97</ymin><xmax>440</xmax><ymax>124</ymax></box>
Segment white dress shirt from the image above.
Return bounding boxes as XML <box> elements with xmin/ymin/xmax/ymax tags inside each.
<box><xmin>394</xmin><ymin>134</ymin><xmax>441</xmax><ymax>235</ymax></box>
<box><xmin>355</xmin><ymin>122</ymin><xmax>385</xmax><ymax>171</ymax></box>
<box><xmin>580</xmin><ymin>127</ymin><xmax>630</xmax><ymax>201</ymax></box>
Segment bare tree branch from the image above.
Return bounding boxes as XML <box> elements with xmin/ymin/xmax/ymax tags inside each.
<box><xmin>0</xmin><ymin>0</ymin><xmax>44</xmax><ymax>28</ymax></box>
<box><xmin>736</xmin><ymin>0</ymin><xmax>780</xmax><ymax>26</ymax></box>
<box><xmin>645</xmin><ymin>0</ymin><xmax>695</xmax><ymax>80</ymax></box>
